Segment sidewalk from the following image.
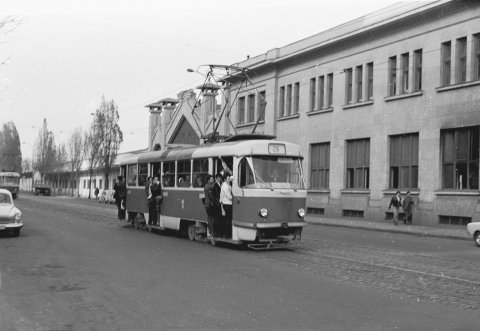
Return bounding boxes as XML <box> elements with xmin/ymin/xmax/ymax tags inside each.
<box><xmin>306</xmin><ymin>216</ymin><xmax>471</xmax><ymax>241</ymax></box>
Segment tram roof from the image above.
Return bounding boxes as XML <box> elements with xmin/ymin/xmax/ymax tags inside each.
<box><xmin>0</xmin><ymin>172</ymin><xmax>20</xmax><ymax>177</ymax></box>
<box><xmin>132</xmin><ymin>139</ymin><xmax>302</xmax><ymax>164</ymax></box>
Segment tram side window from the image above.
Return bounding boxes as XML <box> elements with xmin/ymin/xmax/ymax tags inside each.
<box><xmin>193</xmin><ymin>158</ymin><xmax>209</xmax><ymax>187</ymax></box>
<box><xmin>238</xmin><ymin>157</ymin><xmax>254</xmax><ymax>187</ymax></box>
<box><xmin>177</xmin><ymin>160</ymin><xmax>191</xmax><ymax>187</ymax></box>
<box><xmin>151</xmin><ymin>162</ymin><xmax>161</xmax><ymax>180</ymax></box>
<box><xmin>138</xmin><ymin>163</ymin><xmax>148</xmax><ymax>187</ymax></box>
<box><xmin>163</xmin><ymin>161</ymin><xmax>175</xmax><ymax>187</ymax></box>
<box><xmin>127</xmin><ymin>164</ymin><xmax>138</xmax><ymax>186</ymax></box>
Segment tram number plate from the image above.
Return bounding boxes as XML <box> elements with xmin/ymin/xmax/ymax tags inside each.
<box><xmin>281</xmin><ymin>223</ymin><xmax>288</xmax><ymax>228</ymax></box>
<box><xmin>0</xmin><ymin>225</ymin><xmax>5</xmax><ymax>230</ymax></box>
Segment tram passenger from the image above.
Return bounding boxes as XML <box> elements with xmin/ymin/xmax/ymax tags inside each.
<box><xmin>203</xmin><ymin>175</ymin><xmax>220</xmax><ymax>237</ymax></box>
<box><xmin>145</xmin><ymin>176</ymin><xmax>159</xmax><ymax>225</ymax></box>
<box><xmin>154</xmin><ymin>176</ymin><xmax>162</xmax><ymax>225</ymax></box>
<box><xmin>213</xmin><ymin>173</ymin><xmax>223</xmax><ymax>236</ymax></box>
<box><xmin>117</xmin><ymin>176</ymin><xmax>127</xmax><ymax>220</ymax></box>
<box><xmin>220</xmin><ymin>173</ymin><xmax>233</xmax><ymax>238</ymax></box>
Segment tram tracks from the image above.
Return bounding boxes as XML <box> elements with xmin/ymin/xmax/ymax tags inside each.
<box><xmin>271</xmin><ymin>238</ymin><xmax>480</xmax><ymax>310</ymax></box>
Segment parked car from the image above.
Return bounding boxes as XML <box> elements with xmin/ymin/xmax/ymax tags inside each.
<box><xmin>99</xmin><ymin>190</ymin><xmax>116</xmax><ymax>204</ymax></box>
<box><xmin>467</xmin><ymin>222</ymin><xmax>480</xmax><ymax>247</ymax></box>
<box><xmin>0</xmin><ymin>189</ymin><xmax>23</xmax><ymax>237</ymax></box>
<box><xmin>33</xmin><ymin>182</ymin><xmax>51</xmax><ymax>196</ymax></box>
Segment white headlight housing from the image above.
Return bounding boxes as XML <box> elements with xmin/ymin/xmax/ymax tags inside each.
<box><xmin>14</xmin><ymin>212</ymin><xmax>22</xmax><ymax>222</ymax></box>
<box><xmin>298</xmin><ymin>208</ymin><xmax>305</xmax><ymax>218</ymax></box>
<box><xmin>259</xmin><ymin>208</ymin><xmax>268</xmax><ymax>218</ymax></box>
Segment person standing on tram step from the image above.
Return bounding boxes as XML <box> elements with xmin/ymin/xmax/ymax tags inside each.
<box><xmin>118</xmin><ymin>176</ymin><xmax>127</xmax><ymax>221</ymax></box>
<box><xmin>145</xmin><ymin>176</ymin><xmax>158</xmax><ymax>225</ymax></box>
<box><xmin>388</xmin><ymin>190</ymin><xmax>402</xmax><ymax>226</ymax></box>
<box><xmin>203</xmin><ymin>175</ymin><xmax>217</xmax><ymax>237</ymax></box>
<box><xmin>213</xmin><ymin>173</ymin><xmax>223</xmax><ymax>236</ymax></box>
<box><xmin>113</xmin><ymin>177</ymin><xmax>121</xmax><ymax>219</ymax></box>
<box><xmin>154</xmin><ymin>176</ymin><xmax>162</xmax><ymax>226</ymax></box>
<box><xmin>402</xmin><ymin>190</ymin><xmax>414</xmax><ymax>224</ymax></box>
<box><xmin>220</xmin><ymin>173</ymin><xmax>233</xmax><ymax>238</ymax></box>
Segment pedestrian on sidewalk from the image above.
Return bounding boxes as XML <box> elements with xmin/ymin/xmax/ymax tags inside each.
<box><xmin>402</xmin><ymin>190</ymin><xmax>414</xmax><ymax>224</ymax></box>
<box><xmin>388</xmin><ymin>190</ymin><xmax>402</xmax><ymax>225</ymax></box>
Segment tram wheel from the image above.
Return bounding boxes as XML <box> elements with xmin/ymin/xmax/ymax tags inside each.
<box><xmin>187</xmin><ymin>224</ymin><xmax>195</xmax><ymax>241</ymax></box>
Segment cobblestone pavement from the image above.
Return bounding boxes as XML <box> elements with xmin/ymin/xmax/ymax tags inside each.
<box><xmin>268</xmin><ymin>237</ymin><xmax>480</xmax><ymax>311</ymax></box>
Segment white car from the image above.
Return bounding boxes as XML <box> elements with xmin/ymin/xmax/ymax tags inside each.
<box><xmin>466</xmin><ymin>222</ymin><xmax>480</xmax><ymax>247</ymax></box>
<box><xmin>0</xmin><ymin>189</ymin><xmax>23</xmax><ymax>236</ymax></box>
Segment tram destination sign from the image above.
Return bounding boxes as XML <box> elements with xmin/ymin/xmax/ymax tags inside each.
<box><xmin>268</xmin><ymin>143</ymin><xmax>286</xmax><ymax>155</ymax></box>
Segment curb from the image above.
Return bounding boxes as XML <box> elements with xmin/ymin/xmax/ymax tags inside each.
<box><xmin>306</xmin><ymin>218</ymin><xmax>470</xmax><ymax>241</ymax></box>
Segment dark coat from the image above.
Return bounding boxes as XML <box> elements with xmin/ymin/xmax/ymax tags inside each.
<box><xmin>389</xmin><ymin>195</ymin><xmax>402</xmax><ymax>208</ymax></box>
<box><xmin>204</xmin><ymin>182</ymin><xmax>220</xmax><ymax>215</ymax></box>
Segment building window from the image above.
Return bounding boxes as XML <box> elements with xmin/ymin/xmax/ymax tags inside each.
<box><xmin>401</xmin><ymin>52</ymin><xmax>409</xmax><ymax>93</ymax></box>
<box><xmin>346</xmin><ymin>138</ymin><xmax>370</xmax><ymax>189</ymax></box>
<box><xmin>309</xmin><ymin>78</ymin><xmax>316</xmax><ymax>111</ymax></box>
<box><xmin>257</xmin><ymin>91</ymin><xmax>266</xmax><ymax>121</ymax></box>
<box><xmin>355</xmin><ymin>65</ymin><xmax>363</xmax><ymax>102</ymax></box>
<box><xmin>237</xmin><ymin>96</ymin><xmax>245</xmax><ymax>125</ymax></box>
<box><xmin>318</xmin><ymin>75</ymin><xmax>325</xmax><ymax>109</ymax></box>
<box><xmin>473</xmin><ymin>34</ymin><xmax>480</xmax><ymax>81</ymax></box>
<box><xmin>247</xmin><ymin>94</ymin><xmax>255</xmax><ymax>123</ymax></box>
<box><xmin>293</xmin><ymin>82</ymin><xmax>300</xmax><ymax>114</ymax></box>
<box><xmin>441</xmin><ymin>41</ymin><xmax>451</xmax><ymax>86</ymax></box>
<box><xmin>388</xmin><ymin>56</ymin><xmax>397</xmax><ymax>96</ymax></box>
<box><xmin>99</xmin><ymin>179</ymin><xmax>102</xmax><ymax>189</ymax></box>
<box><xmin>279</xmin><ymin>86</ymin><xmax>285</xmax><ymax>118</ymax></box>
<box><xmin>310</xmin><ymin>142</ymin><xmax>330</xmax><ymax>189</ymax></box>
<box><xmin>442</xmin><ymin>126</ymin><xmax>479</xmax><ymax>190</ymax></box>
<box><xmin>413</xmin><ymin>49</ymin><xmax>422</xmax><ymax>91</ymax></box>
<box><xmin>389</xmin><ymin>133</ymin><xmax>419</xmax><ymax>189</ymax></box>
<box><xmin>83</xmin><ymin>180</ymin><xmax>86</xmax><ymax>189</ymax></box>
<box><xmin>345</xmin><ymin>68</ymin><xmax>353</xmax><ymax>104</ymax></box>
<box><xmin>327</xmin><ymin>73</ymin><xmax>333</xmax><ymax>107</ymax></box>
<box><xmin>366</xmin><ymin>62</ymin><xmax>374</xmax><ymax>100</ymax></box>
<box><xmin>456</xmin><ymin>37</ymin><xmax>467</xmax><ymax>83</ymax></box>
<box><xmin>286</xmin><ymin>84</ymin><xmax>292</xmax><ymax>116</ymax></box>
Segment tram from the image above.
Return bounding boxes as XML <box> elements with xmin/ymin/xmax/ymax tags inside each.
<box><xmin>0</xmin><ymin>172</ymin><xmax>20</xmax><ymax>199</ymax></box>
<box><xmin>120</xmin><ymin>134</ymin><xmax>307</xmax><ymax>249</ymax></box>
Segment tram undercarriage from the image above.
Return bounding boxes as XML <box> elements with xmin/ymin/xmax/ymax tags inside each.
<box><xmin>126</xmin><ymin>212</ymin><xmax>304</xmax><ymax>250</ymax></box>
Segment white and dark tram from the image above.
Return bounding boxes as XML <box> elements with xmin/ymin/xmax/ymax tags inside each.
<box><xmin>120</xmin><ymin>134</ymin><xmax>307</xmax><ymax>249</ymax></box>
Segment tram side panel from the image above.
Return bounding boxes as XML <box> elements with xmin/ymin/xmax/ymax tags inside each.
<box><xmin>160</xmin><ymin>189</ymin><xmax>208</xmax><ymax>230</ymax></box>
<box><xmin>126</xmin><ymin>187</ymin><xmax>148</xmax><ymax>218</ymax></box>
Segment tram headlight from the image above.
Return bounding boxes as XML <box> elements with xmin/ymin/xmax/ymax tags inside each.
<box><xmin>297</xmin><ymin>208</ymin><xmax>305</xmax><ymax>218</ymax></box>
<box><xmin>259</xmin><ymin>208</ymin><xmax>268</xmax><ymax>218</ymax></box>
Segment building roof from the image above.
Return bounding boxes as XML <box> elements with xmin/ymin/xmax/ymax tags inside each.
<box><xmin>145</xmin><ymin>98</ymin><xmax>179</xmax><ymax>108</ymax></box>
<box><xmin>234</xmin><ymin>0</ymin><xmax>449</xmax><ymax>69</ymax></box>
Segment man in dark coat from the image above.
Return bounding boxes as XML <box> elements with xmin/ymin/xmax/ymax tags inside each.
<box><xmin>118</xmin><ymin>176</ymin><xmax>127</xmax><ymax>220</ymax></box>
<box><xmin>204</xmin><ymin>175</ymin><xmax>218</xmax><ymax>237</ymax></box>
<box><xmin>145</xmin><ymin>176</ymin><xmax>160</xmax><ymax>225</ymax></box>
<box><xmin>212</xmin><ymin>173</ymin><xmax>223</xmax><ymax>236</ymax></box>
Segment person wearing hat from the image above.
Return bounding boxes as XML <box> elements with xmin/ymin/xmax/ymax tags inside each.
<box><xmin>388</xmin><ymin>190</ymin><xmax>402</xmax><ymax>225</ymax></box>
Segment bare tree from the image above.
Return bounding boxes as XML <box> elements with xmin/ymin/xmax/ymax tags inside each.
<box><xmin>54</xmin><ymin>143</ymin><xmax>68</xmax><ymax>195</ymax></box>
<box><xmin>84</xmin><ymin>118</ymin><xmax>103</xmax><ymax>199</ymax></box>
<box><xmin>97</xmin><ymin>96</ymin><xmax>123</xmax><ymax>191</ymax></box>
<box><xmin>0</xmin><ymin>121</ymin><xmax>22</xmax><ymax>171</ymax></box>
<box><xmin>33</xmin><ymin>119</ymin><xmax>56</xmax><ymax>182</ymax></box>
<box><xmin>68</xmin><ymin>127</ymin><xmax>85</xmax><ymax>197</ymax></box>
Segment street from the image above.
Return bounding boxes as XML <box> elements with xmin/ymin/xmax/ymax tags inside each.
<box><xmin>0</xmin><ymin>194</ymin><xmax>479</xmax><ymax>331</ymax></box>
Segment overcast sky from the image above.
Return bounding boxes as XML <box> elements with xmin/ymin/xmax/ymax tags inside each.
<box><xmin>1</xmin><ymin>0</ymin><xmax>413</xmax><ymax>159</ymax></box>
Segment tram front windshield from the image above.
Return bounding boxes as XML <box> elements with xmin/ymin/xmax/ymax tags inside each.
<box><xmin>239</xmin><ymin>156</ymin><xmax>304</xmax><ymax>189</ymax></box>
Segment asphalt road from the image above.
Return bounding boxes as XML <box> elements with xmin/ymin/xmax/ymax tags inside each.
<box><xmin>0</xmin><ymin>194</ymin><xmax>478</xmax><ymax>330</ymax></box>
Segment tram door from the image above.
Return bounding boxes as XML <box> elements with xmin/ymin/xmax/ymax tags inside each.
<box><xmin>214</xmin><ymin>157</ymin><xmax>233</xmax><ymax>238</ymax></box>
